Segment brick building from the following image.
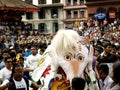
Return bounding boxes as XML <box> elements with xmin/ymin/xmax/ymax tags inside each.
<box><xmin>86</xmin><ymin>0</ymin><xmax>120</xmax><ymax>22</ymax></box>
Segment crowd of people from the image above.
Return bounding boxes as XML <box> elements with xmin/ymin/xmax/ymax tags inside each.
<box><xmin>0</xmin><ymin>18</ymin><xmax>120</xmax><ymax>90</ymax></box>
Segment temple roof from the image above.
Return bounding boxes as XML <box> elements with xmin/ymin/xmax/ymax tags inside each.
<box><xmin>86</xmin><ymin>0</ymin><xmax>120</xmax><ymax>6</ymax></box>
<box><xmin>0</xmin><ymin>0</ymin><xmax>40</xmax><ymax>12</ymax></box>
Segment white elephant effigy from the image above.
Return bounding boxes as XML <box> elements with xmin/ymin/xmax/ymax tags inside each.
<box><xmin>32</xmin><ymin>29</ymin><xmax>100</xmax><ymax>90</ymax></box>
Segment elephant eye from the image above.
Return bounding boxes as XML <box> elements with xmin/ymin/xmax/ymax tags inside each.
<box><xmin>76</xmin><ymin>54</ymin><xmax>84</xmax><ymax>61</ymax></box>
<box><xmin>64</xmin><ymin>53</ymin><xmax>72</xmax><ymax>61</ymax></box>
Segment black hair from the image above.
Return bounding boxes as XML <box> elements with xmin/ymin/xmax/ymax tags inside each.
<box><xmin>112</xmin><ymin>61</ymin><xmax>120</xmax><ymax>84</ymax></box>
<box><xmin>2</xmin><ymin>48</ymin><xmax>10</xmax><ymax>54</ymax></box>
<box><xmin>19</xmin><ymin>57</ymin><xmax>24</xmax><ymax>61</ymax></box>
<box><xmin>103</xmin><ymin>42</ymin><xmax>112</xmax><ymax>48</ymax></box>
<box><xmin>4</xmin><ymin>56</ymin><xmax>12</xmax><ymax>62</ymax></box>
<box><xmin>10</xmin><ymin>51</ymin><xmax>16</xmax><ymax>58</ymax></box>
<box><xmin>17</xmin><ymin>49</ymin><xmax>23</xmax><ymax>53</ymax></box>
<box><xmin>111</xmin><ymin>44</ymin><xmax>119</xmax><ymax>50</ymax></box>
<box><xmin>94</xmin><ymin>46</ymin><xmax>103</xmax><ymax>54</ymax></box>
<box><xmin>11</xmin><ymin>64</ymin><xmax>23</xmax><ymax>78</ymax></box>
<box><xmin>27</xmin><ymin>43</ymin><xmax>31</xmax><ymax>49</ymax></box>
<box><xmin>31</xmin><ymin>44</ymin><xmax>37</xmax><ymax>49</ymax></box>
<box><xmin>72</xmin><ymin>77</ymin><xmax>85</xmax><ymax>90</ymax></box>
<box><xmin>98</xmin><ymin>64</ymin><xmax>109</xmax><ymax>75</ymax></box>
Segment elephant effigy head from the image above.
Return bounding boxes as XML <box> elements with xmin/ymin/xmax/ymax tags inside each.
<box><xmin>32</xmin><ymin>29</ymin><xmax>99</xmax><ymax>90</ymax></box>
<box><xmin>50</xmin><ymin>29</ymin><xmax>89</xmax><ymax>82</ymax></box>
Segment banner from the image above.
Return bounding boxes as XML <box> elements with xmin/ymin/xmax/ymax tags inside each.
<box><xmin>109</xmin><ymin>12</ymin><xmax>116</xmax><ymax>18</ymax></box>
<box><xmin>94</xmin><ymin>12</ymin><xmax>107</xmax><ymax>19</ymax></box>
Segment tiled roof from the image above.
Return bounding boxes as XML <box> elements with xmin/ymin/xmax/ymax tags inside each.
<box><xmin>86</xmin><ymin>0</ymin><xmax>120</xmax><ymax>5</ymax></box>
<box><xmin>0</xmin><ymin>0</ymin><xmax>39</xmax><ymax>12</ymax></box>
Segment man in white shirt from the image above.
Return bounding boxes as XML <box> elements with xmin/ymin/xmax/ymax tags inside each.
<box><xmin>0</xmin><ymin>56</ymin><xmax>12</xmax><ymax>83</ymax></box>
<box><xmin>98</xmin><ymin>64</ymin><xmax>113</xmax><ymax>90</ymax></box>
<box><xmin>26</xmin><ymin>45</ymin><xmax>42</xmax><ymax>70</ymax></box>
<box><xmin>0</xmin><ymin>64</ymin><xmax>43</xmax><ymax>90</ymax></box>
<box><xmin>106</xmin><ymin>62</ymin><xmax>120</xmax><ymax>90</ymax></box>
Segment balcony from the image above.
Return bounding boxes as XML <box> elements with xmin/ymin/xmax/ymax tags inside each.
<box><xmin>66</xmin><ymin>14</ymin><xmax>71</xmax><ymax>19</ymax></box>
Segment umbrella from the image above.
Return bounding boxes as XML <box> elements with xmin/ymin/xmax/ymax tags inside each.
<box><xmin>0</xmin><ymin>0</ymin><xmax>39</xmax><ymax>12</ymax></box>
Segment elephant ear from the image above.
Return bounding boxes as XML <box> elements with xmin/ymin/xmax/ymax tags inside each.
<box><xmin>88</xmin><ymin>44</ymin><xmax>94</xmax><ymax>70</ymax></box>
<box><xmin>38</xmin><ymin>45</ymin><xmax>58</xmax><ymax>68</ymax></box>
<box><xmin>32</xmin><ymin>45</ymin><xmax>58</xmax><ymax>82</ymax></box>
<box><xmin>85</xmin><ymin>45</ymin><xmax>100</xmax><ymax>90</ymax></box>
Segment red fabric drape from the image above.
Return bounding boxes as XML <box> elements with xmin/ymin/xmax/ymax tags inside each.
<box><xmin>0</xmin><ymin>7</ymin><xmax>40</xmax><ymax>12</ymax></box>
